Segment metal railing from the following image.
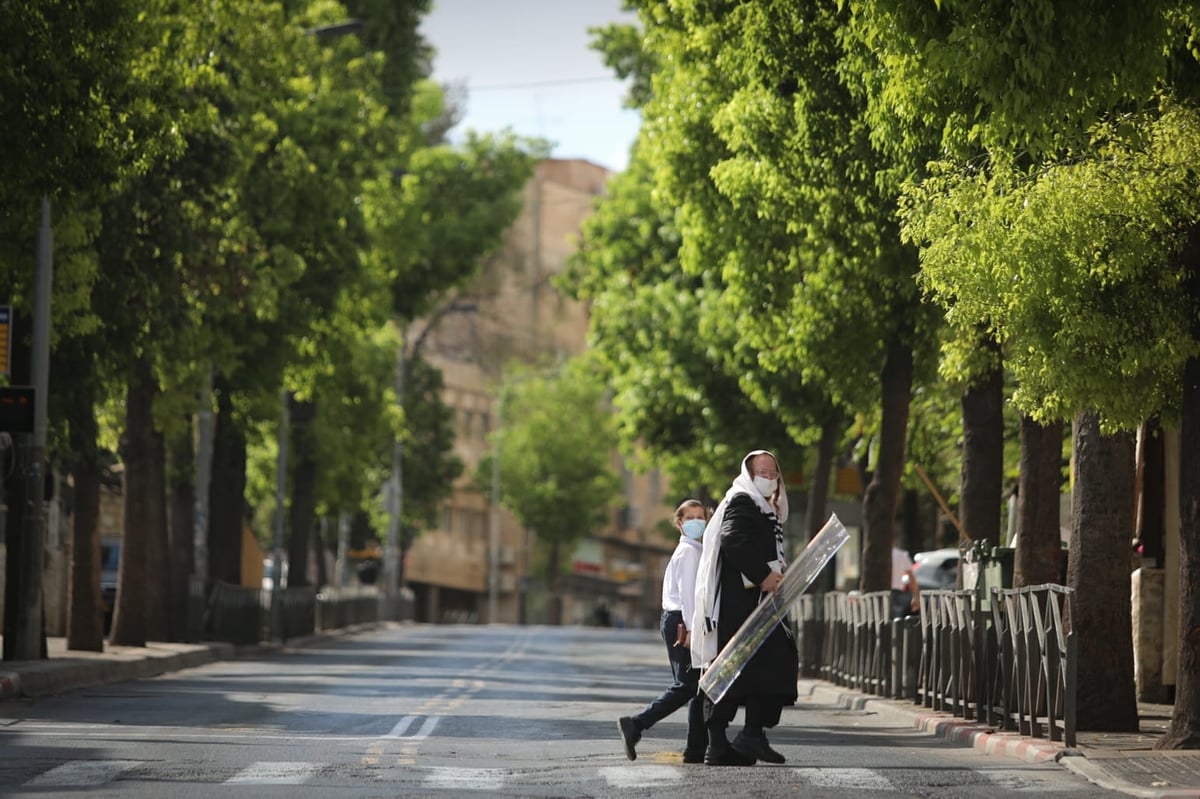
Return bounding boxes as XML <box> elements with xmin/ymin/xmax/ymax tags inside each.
<box><xmin>317</xmin><ymin>585</ymin><xmax>380</xmax><ymax>630</ymax></box>
<box><xmin>187</xmin><ymin>577</ymin><xmax>390</xmax><ymax>646</ymax></box>
<box><xmin>988</xmin><ymin>584</ymin><xmax>1076</xmax><ymax>745</ymax></box>
<box><xmin>794</xmin><ymin>582</ymin><xmax>1075</xmax><ymax>747</ymax></box>
<box><xmin>917</xmin><ymin>588</ymin><xmax>982</xmax><ymax>719</ymax></box>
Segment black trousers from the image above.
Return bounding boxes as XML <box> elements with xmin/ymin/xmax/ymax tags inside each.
<box><xmin>704</xmin><ymin>693</ymin><xmax>785</xmax><ymax>730</ymax></box>
<box><xmin>633</xmin><ymin>610</ymin><xmax>707</xmax><ymax>753</ymax></box>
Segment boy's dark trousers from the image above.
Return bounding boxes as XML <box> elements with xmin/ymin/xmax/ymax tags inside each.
<box><xmin>631</xmin><ymin>609</ymin><xmax>707</xmax><ymax>755</ymax></box>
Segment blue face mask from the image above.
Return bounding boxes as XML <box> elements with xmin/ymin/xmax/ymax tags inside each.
<box><xmin>681</xmin><ymin>519</ymin><xmax>705</xmax><ymax>540</ymax></box>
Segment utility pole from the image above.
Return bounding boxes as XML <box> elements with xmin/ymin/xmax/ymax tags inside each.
<box><xmin>193</xmin><ymin>366</ymin><xmax>213</xmax><ymax>582</ymax></box>
<box><xmin>335</xmin><ymin>511</ymin><xmax>350</xmax><ymax>589</ymax></box>
<box><xmin>271</xmin><ymin>389</ymin><xmax>289</xmax><ymax>642</ymax></box>
<box><xmin>14</xmin><ymin>197</ymin><xmax>53</xmax><ymax>660</ymax></box>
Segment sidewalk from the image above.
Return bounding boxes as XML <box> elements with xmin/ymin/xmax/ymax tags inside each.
<box><xmin>1</xmin><ymin>637</ymin><xmax>1197</xmax><ymax>798</ymax></box>
<box><xmin>0</xmin><ymin>637</ymin><xmax>237</xmax><ymax>700</ymax></box>
<box><xmin>799</xmin><ymin>678</ymin><xmax>1200</xmax><ymax>799</ymax></box>
<box><xmin>0</xmin><ymin>630</ymin><xmax>348</xmax><ymax>700</ymax></box>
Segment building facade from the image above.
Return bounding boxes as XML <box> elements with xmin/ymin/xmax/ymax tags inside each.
<box><xmin>403</xmin><ymin>158</ymin><xmax>678</xmax><ymax>628</ymax></box>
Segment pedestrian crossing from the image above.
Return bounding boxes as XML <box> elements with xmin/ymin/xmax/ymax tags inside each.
<box><xmin>10</xmin><ymin>760</ymin><xmax>1092</xmax><ymax>792</ymax></box>
<box><xmin>24</xmin><ymin>760</ymin><xmax>140</xmax><ymax>788</ymax></box>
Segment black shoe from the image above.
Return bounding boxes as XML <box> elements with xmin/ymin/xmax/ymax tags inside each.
<box><xmin>682</xmin><ymin>748</ymin><xmax>705</xmax><ymax>764</ymax></box>
<box><xmin>704</xmin><ymin>744</ymin><xmax>756</xmax><ymax>766</ymax></box>
<box><xmin>730</xmin><ymin>731</ymin><xmax>786</xmax><ymax>764</ymax></box>
<box><xmin>618</xmin><ymin>717</ymin><xmax>641</xmax><ymax>761</ymax></box>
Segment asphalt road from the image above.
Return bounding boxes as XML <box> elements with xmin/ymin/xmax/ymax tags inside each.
<box><xmin>0</xmin><ymin>623</ymin><xmax>1126</xmax><ymax>798</ymax></box>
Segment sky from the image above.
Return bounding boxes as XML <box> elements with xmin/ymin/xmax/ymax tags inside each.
<box><xmin>419</xmin><ymin>0</ymin><xmax>641</xmax><ymax>173</ymax></box>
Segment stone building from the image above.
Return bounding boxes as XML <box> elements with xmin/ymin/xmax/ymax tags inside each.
<box><xmin>403</xmin><ymin>158</ymin><xmax>678</xmax><ymax>628</ymax></box>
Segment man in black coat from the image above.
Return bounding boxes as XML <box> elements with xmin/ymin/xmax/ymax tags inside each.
<box><xmin>693</xmin><ymin>450</ymin><xmax>797</xmax><ymax>766</ymax></box>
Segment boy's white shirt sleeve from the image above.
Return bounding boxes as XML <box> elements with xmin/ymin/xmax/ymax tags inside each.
<box><xmin>678</xmin><ymin>544</ymin><xmax>701</xmax><ymax>632</ymax></box>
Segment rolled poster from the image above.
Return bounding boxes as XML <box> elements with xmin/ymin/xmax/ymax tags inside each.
<box><xmin>698</xmin><ymin>513</ymin><xmax>849</xmax><ymax>705</ymax></box>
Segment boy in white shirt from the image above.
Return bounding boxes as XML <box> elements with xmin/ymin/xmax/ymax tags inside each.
<box><xmin>618</xmin><ymin>499</ymin><xmax>709</xmax><ymax>763</ymax></box>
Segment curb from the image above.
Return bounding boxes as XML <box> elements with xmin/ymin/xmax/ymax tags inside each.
<box><xmin>17</xmin><ymin>646</ymin><xmax>223</xmax><ymax>699</ymax></box>
<box><xmin>799</xmin><ymin>679</ymin><xmax>1200</xmax><ymax>799</ymax></box>
<box><xmin>799</xmin><ymin>680</ymin><xmax>1067</xmax><ymax>764</ymax></box>
<box><xmin>911</xmin><ymin>712</ymin><xmax>1066</xmax><ymax>763</ymax></box>
<box><xmin>0</xmin><ymin>624</ymin><xmax>389</xmax><ymax>702</ymax></box>
<box><xmin>0</xmin><ymin>642</ymin><xmax>234</xmax><ymax>700</ymax></box>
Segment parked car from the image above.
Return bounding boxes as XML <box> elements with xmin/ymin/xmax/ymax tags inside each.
<box><xmin>262</xmin><ymin>555</ymin><xmax>289</xmax><ymax>591</ymax></box>
<box><xmin>910</xmin><ymin>548</ymin><xmax>961</xmax><ymax>591</ymax></box>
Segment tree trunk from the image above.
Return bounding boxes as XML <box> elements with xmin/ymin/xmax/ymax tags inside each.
<box><xmin>65</xmin><ymin>369</ymin><xmax>104</xmax><ymax>652</ymax></box>
<box><xmin>861</xmin><ymin>340</ymin><xmax>913</xmax><ymax>593</ymax></box>
<box><xmin>314</xmin><ymin>516</ymin><xmax>330</xmax><ymax>589</ymax></box>
<box><xmin>808</xmin><ymin>416</ymin><xmax>839</xmax><ymax>592</ymax></box>
<box><xmin>168</xmin><ymin>423</ymin><xmax>196</xmax><ymax>641</ymax></box>
<box><xmin>287</xmin><ymin>395</ymin><xmax>318</xmax><ymax>588</ymax></box>
<box><xmin>208</xmin><ymin>382</ymin><xmax>247</xmax><ymax>587</ymax></box>
<box><xmin>900</xmin><ymin>488</ymin><xmax>921</xmax><ymax>553</ymax></box>
<box><xmin>144</xmin><ymin>393</ymin><xmax>170</xmax><ymax>642</ymax></box>
<box><xmin>1069</xmin><ymin>412</ymin><xmax>1138</xmax><ymax>731</ymax></box>
<box><xmin>1014</xmin><ymin>414</ymin><xmax>1063</xmax><ymax>587</ymax></box>
<box><xmin>110</xmin><ymin>358</ymin><xmax>154</xmax><ymax>647</ymax></box>
<box><xmin>959</xmin><ymin>341</ymin><xmax>1004</xmax><ymax>547</ymax></box>
<box><xmin>1137</xmin><ymin>416</ymin><xmax>1165</xmax><ymax>569</ymax></box>
<box><xmin>349</xmin><ymin>510</ymin><xmax>372</xmax><ymax>552</ymax></box>
<box><xmin>67</xmin><ymin>462</ymin><xmax>104</xmax><ymax>652</ymax></box>
<box><xmin>1157</xmin><ymin>248</ymin><xmax>1200</xmax><ymax>748</ymax></box>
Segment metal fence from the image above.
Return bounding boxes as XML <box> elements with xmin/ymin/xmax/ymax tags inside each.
<box><xmin>987</xmin><ymin>584</ymin><xmax>1076</xmax><ymax>745</ymax></box>
<box><xmin>794</xmin><ymin>582</ymin><xmax>1076</xmax><ymax>747</ymax></box>
<box><xmin>317</xmin><ymin>586</ymin><xmax>381</xmax><ymax>630</ymax></box>
<box><xmin>187</xmin><ymin>577</ymin><xmax>396</xmax><ymax>646</ymax></box>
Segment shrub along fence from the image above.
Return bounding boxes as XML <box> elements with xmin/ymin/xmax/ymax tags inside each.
<box><xmin>794</xmin><ymin>582</ymin><xmax>1076</xmax><ymax>747</ymax></box>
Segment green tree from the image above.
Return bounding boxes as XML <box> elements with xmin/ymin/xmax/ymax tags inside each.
<box><xmin>563</xmin><ymin>140</ymin><xmax>806</xmax><ymax>503</ymax></box>
<box><xmin>394</xmin><ymin>352</ymin><xmax>463</xmax><ymax>581</ymax></box>
<box><xmin>96</xmin><ymin>0</ymin><xmax>340</xmax><ymax>643</ymax></box>
<box><xmin>623</xmin><ymin>0</ymin><xmax>942</xmax><ymax>591</ymax></box>
<box><xmin>478</xmin><ymin>363</ymin><xmax>622</xmax><ymax>625</ymax></box>
<box><xmin>579</xmin><ymin>15</ymin><xmax>846</xmax><ymax>536</ymax></box>
<box><xmin>876</xmin><ymin>0</ymin><xmax>1200</xmax><ymax>738</ymax></box>
<box><xmin>0</xmin><ymin>0</ymin><xmax>180</xmax><ymax>656</ymax></box>
<box><xmin>905</xmin><ymin>106</ymin><xmax>1200</xmax><ymax>737</ymax></box>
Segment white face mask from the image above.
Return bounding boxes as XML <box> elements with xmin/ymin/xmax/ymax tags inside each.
<box><xmin>753</xmin><ymin>476</ymin><xmax>777</xmax><ymax>497</ymax></box>
<box><xmin>681</xmin><ymin>519</ymin><xmax>705</xmax><ymax>540</ymax></box>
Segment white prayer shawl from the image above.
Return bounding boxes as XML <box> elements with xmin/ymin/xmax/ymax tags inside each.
<box><xmin>690</xmin><ymin>450</ymin><xmax>789</xmax><ymax>669</ymax></box>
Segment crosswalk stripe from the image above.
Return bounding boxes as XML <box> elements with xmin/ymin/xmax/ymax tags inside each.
<box><xmin>26</xmin><ymin>760</ymin><xmax>138</xmax><ymax>787</ymax></box>
<box><xmin>424</xmin><ymin>767</ymin><xmax>506</xmax><ymax>790</ymax></box>
<box><xmin>225</xmin><ymin>761</ymin><xmax>323</xmax><ymax>784</ymax></box>
<box><xmin>798</xmin><ymin>767</ymin><xmax>895</xmax><ymax>790</ymax></box>
<box><xmin>602</xmin><ymin>765</ymin><xmax>683</xmax><ymax>788</ymax></box>
<box><xmin>17</xmin><ymin>758</ymin><xmax>964</xmax><ymax>792</ymax></box>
